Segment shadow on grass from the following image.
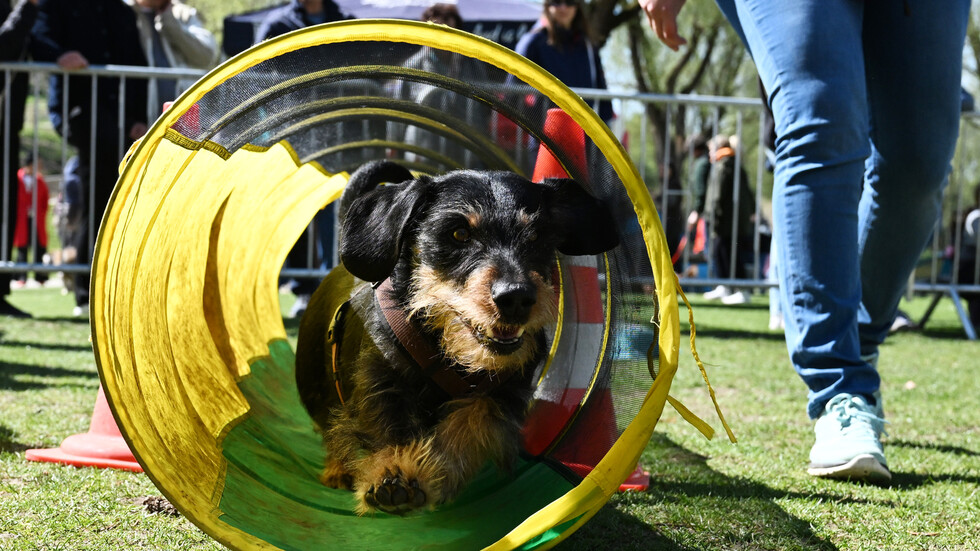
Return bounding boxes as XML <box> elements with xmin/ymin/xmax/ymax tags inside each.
<box><xmin>691</xmin><ymin>302</ymin><xmax>772</xmax><ymax>312</ymax></box>
<box><xmin>281</xmin><ymin>317</ymin><xmax>301</xmax><ymax>333</ymax></box>
<box><xmin>687</xmin><ymin>328</ymin><xmax>786</xmax><ymax>341</ymax></box>
<box><xmin>889</xmin><ymin>439</ymin><xmax>980</xmax><ymax>458</ymax></box>
<box><xmin>35</xmin><ymin>316</ymin><xmax>93</xmax><ymax>324</ymax></box>
<box><xmin>889</xmin><ymin>470</ymin><xmax>980</xmax><ymax>489</ymax></box>
<box><xmin>0</xmin><ymin>424</ymin><xmax>30</xmax><ymax>454</ymax></box>
<box><xmin>886</xmin><ymin>439</ymin><xmax>980</xmax><ymax>489</ymax></box>
<box><xmin>913</xmin><ymin>326</ymin><xmax>974</xmax><ymax>340</ymax></box>
<box><xmin>0</xmin><ymin>360</ymin><xmax>98</xmax><ymax>391</ymax></box>
<box><xmin>561</xmin><ymin>434</ymin><xmax>840</xmax><ymax>551</ymax></box>
<box><xmin>0</xmin><ymin>340</ymin><xmax>93</xmax><ymax>353</ymax></box>
<box><xmin>560</xmin><ymin>499</ymin><xmax>702</xmax><ymax>551</ymax></box>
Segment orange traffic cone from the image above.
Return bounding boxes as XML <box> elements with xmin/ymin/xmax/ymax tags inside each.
<box><xmin>530</xmin><ymin>108</ymin><xmax>588</xmax><ymax>182</ymax></box>
<box><xmin>26</xmin><ymin>385</ymin><xmax>143</xmax><ymax>472</ymax></box>
<box><xmin>522</xmin><ymin>108</ymin><xmax>649</xmax><ymax>491</ymax></box>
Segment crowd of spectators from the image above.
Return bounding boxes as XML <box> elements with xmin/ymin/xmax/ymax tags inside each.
<box><xmin>1</xmin><ymin>0</ymin><xmax>623</xmax><ymax>319</ymax></box>
<box><xmin>0</xmin><ymin>0</ymin><xmax>40</xmax><ymax>318</ymax></box>
<box><xmin>1</xmin><ymin>0</ymin><xmax>217</xmax><ymax>318</ymax></box>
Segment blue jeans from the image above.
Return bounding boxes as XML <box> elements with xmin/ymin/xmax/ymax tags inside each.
<box><xmin>714</xmin><ymin>0</ymin><xmax>970</xmax><ymax>418</ymax></box>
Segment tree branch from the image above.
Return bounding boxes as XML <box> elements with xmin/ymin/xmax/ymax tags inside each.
<box><xmin>664</xmin><ymin>25</ymin><xmax>702</xmax><ymax>93</ymax></box>
<box><xmin>679</xmin><ymin>25</ymin><xmax>718</xmax><ymax>94</ymax></box>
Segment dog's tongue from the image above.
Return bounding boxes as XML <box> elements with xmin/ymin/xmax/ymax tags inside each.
<box><xmin>492</xmin><ymin>327</ymin><xmax>523</xmax><ymax>340</ymax></box>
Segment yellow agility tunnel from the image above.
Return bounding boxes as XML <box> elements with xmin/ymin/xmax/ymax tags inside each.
<box><xmin>91</xmin><ymin>20</ymin><xmax>732</xmax><ymax>550</ymax></box>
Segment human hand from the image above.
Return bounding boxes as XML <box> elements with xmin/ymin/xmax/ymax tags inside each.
<box><xmin>687</xmin><ymin>210</ymin><xmax>700</xmax><ymax>227</ymax></box>
<box><xmin>56</xmin><ymin>51</ymin><xmax>89</xmax><ymax>70</ymax></box>
<box><xmin>129</xmin><ymin>122</ymin><xmax>148</xmax><ymax>140</ymax></box>
<box><xmin>135</xmin><ymin>0</ymin><xmax>171</xmax><ymax>13</ymax></box>
<box><xmin>638</xmin><ymin>0</ymin><xmax>688</xmax><ymax>51</ymax></box>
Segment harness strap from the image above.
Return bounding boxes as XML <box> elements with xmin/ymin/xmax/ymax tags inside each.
<box><xmin>374</xmin><ymin>278</ymin><xmax>512</xmax><ymax>398</ymax></box>
<box><xmin>327</xmin><ymin>300</ymin><xmax>351</xmax><ymax>405</ymax></box>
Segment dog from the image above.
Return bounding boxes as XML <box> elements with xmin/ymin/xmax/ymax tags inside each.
<box><xmin>295</xmin><ymin>160</ymin><xmax>619</xmax><ymax>515</ymax></box>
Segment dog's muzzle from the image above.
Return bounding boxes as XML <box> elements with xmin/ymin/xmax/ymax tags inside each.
<box><xmin>460</xmin><ymin>317</ymin><xmax>525</xmax><ymax>355</ymax></box>
<box><xmin>491</xmin><ymin>281</ymin><xmax>537</xmax><ymax>324</ymax></box>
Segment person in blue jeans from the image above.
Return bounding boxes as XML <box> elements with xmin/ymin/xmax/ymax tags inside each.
<box><xmin>641</xmin><ymin>0</ymin><xmax>970</xmax><ymax>483</ymax></box>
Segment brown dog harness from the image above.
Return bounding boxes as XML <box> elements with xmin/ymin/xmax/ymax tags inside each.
<box><xmin>373</xmin><ymin>278</ymin><xmax>513</xmax><ymax>398</ymax></box>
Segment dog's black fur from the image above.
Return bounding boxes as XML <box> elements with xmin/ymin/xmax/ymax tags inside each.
<box><xmin>295</xmin><ymin>160</ymin><xmax>618</xmax><ymax>514</ymax></box>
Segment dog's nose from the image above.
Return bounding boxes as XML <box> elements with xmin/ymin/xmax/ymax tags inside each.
<box><xmin>492</xmin><ymin>282</ymin><xmax>537</xmax><ymax>322</ymax></box>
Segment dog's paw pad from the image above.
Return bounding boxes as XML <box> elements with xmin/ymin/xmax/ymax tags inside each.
<box><xmin>363</xmin><ymin>469</ymin><xmax>427</xmax><ymax>514</ymax></box>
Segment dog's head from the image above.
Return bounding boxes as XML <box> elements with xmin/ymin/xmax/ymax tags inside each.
<box><xmin>340</xmin><ymin>160</ymin><xmax>619</xmax><ymax>373</ymax></box>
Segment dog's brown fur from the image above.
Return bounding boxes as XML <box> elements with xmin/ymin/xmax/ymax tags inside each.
<box><xmin>408</xmin><ymin>265</ymin><xmax>558</xmax><ymax>375</ymax></box>
<box><xmin>295</xmin><ymin>161</ymin><xmax>618</xmax><ymax>515</ymax></box>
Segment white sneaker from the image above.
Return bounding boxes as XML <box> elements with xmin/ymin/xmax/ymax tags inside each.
<box><xmin>807</xmin><ymin>394</ymin><xmax>890</xmax><ymax>484</ymax></box>
<box><xmin>721</xmin><ymin>290</ymin><xmax>750</xmax><ymax>305</ymax></box>
<box><xmin>289</xmin><ymin>294</ymin><xmax>311</xmax><ymax>319</ymax></box>
<box><xmin>73</xmin><ymin>303</ymin><xmax>89</xmax><ymax>318</ymax></box>
<box><xmin>703</xmin><ymin>285</ymin><xmax>730</xmax><ymax>300</ymax></box>
<box><xmin>889</xmin><ymin>311</ymin><xmax>916</xmax><ymax>333</ymax></box>
<box><xmin>44</xmin><ymin>277</ymin><xmax>64</xmax><ymax>289</ymax></box>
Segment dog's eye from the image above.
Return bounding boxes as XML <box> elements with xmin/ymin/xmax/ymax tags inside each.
<box><xmin>528</xmin><ymin>230</ymin><xmax>538</xmax><ymax>242</ymax></box>
<box><xmin>452</xmin><ymin>227</ymin><xmax>471</xmax><ymax>242</ymax></box>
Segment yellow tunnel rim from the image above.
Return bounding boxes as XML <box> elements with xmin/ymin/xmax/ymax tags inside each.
<box><xmin>93</xmin><ymin>18</ymin><xmax>679</xmax><ymax>551</ymax></box>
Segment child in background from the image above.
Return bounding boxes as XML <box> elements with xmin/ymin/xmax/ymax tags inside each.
<box><xmin>13</xmin><ymin>152</ymin><xmax>49</xmax><ymax>287</ymax></box>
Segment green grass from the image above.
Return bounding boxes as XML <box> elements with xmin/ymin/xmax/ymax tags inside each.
<box><xmin>1</xmin><ymin>286</ymin><xmax>978</xmax><ymax>550</ymax></box>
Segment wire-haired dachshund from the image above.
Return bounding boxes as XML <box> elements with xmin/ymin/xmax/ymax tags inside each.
<box><xmin>295</xmin><ymin>160</ymin><xmax>619</xmax><ymax>514</ymax></box>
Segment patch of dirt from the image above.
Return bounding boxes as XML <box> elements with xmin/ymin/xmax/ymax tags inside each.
<box><xmin>139</xmin><ymin>495</ymin><xmax>180</xmax><ymax>517</ymax></box>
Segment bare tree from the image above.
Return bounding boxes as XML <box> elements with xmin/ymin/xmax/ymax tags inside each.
<box><xmin>611</xmin><ymin>1</ymin><xmax>748</xmax><ymax>170</ymax></box>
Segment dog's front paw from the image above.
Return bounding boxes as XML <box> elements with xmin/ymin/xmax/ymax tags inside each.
<box><xmin>354</xmin><ymin>443</ymin><xmax>443</xmax><ymax>515</ymax></box>
<box><xmin>320</xmin><ymin>458</ymin><xmax>354</xmax><ymax>490</ymax></box>
<box><xmin>362</xmin><ymin>467</ymin><xmax>427</xmax><ymax>514</ymax></box>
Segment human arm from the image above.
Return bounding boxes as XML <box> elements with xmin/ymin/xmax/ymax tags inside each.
<box><xmin>687</xmin><ymin>156</ymin><xmax>710</xmax><ymax>226</ymax></box>
<box><xmin>254</xmin><ymin>7</ymin><xmax>294</xmax><ymax>44</ymax></box>
<box><xmin>155</xmin><ymin>1</ymin><xmax>218</xmax><ymax>69</ymax></box>
<box><xmin>513</xmin><ymin>26</ymin><xmax>541</xmax><ymax>66</ymax></box>
<box><xmin>28</xmin><ymin>0</ymin><xmax>65</xmax><ymax>62</ymax></box>
<box><xmin>128</xmin><ymin>122</ymin><xmax>147</xmax><ymax>141</ymax></box>
<box><xmin>37</xmin><ymin>172</ymin><xmax>49</xmax><ymax>214</ymax></box>
<box><xmin>638</xmin><ymin>0</ymin><xmax>688</xmax><ymax>51</ymax></box>
<box><xmin>0</xmin><ymin>0</ymin><xmax>38</xmax><ymax>61</ymax></box>
<box><xmin>29</xmin><ymin>0</ymin><xmax>86</xmax><ymax>69</ymax></box>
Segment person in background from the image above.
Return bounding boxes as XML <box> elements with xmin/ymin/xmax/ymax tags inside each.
<box><xmin>955</xmin><ymin>185</ymin><xmax>979</xmax><ymax>328</ymax></box>
<box><xmin>255</xmin><ymin>0</ymin><xmax>347</xmax><ymax>318</ymax></box>
<box><xmin>654</xmin><ymin>159</ymin><xmax>685</xmax><ymax>270</ymax></box>
<box><xmin>0</xmin><ymin>0</ymin><xmax>38</xmax><ymax>318</ymax></box>
<box><xmin>31</xmin><ymin>0</ymin><xmax>149</xmax><ymax>317</ymax></box>
<box><xmin>642</xmin><ymin>0</ymin><xmax>969</xmax><ymax>483</ymax></box>
<box><xmin>255</xmin><ymin>0</ymin><xmax>344</xmax><ymax>41</ymax></box>
<box><xmin>701</xmin><ymin>134</ymin><xmax>755</xmax><ymax>304</ymax></box>
<box><xmin>125</xmin><ymin>0</ymin><xmax>218</xmax><ymax>111</ymax></box>
<box><xmin>514</xmin><ymin>0</ymin><xmax>613</xmax><ymax>123</ymax></box>
<box><xmin>12</xmin><ymin>152</ymin><xmax>49</xmax><ymax>288</ymax></box>
<box><xmin>685</xmin><ymin>134</ymin><xmax>710</xmax><ymax>262</ymax></box>
<box><xmin>51</xmin><ymin>155</ymin><xmax>85</xmax><ymax>297</ymax></box>
<box><xmin>394</xmin><ymin>3</ymin><xmax>490</xmax><ymax>169</ymax></box>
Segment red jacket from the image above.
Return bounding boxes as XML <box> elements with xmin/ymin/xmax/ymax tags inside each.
<box><xmin>14</xmin><ymin>167</ymin><xmax>48</xmax><ymax>247</ymax></box>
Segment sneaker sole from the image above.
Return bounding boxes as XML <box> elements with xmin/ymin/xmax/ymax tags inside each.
<box><xmin>807</xmin><ymin>454</ymin><xmax>892</xmax><ymax>485</ymax></box>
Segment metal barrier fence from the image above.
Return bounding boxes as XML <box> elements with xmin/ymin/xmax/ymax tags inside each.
<box><xmin>2</xmin><ymin>62</ymin><xmax>976</xmax><ymax>338</ymax></box>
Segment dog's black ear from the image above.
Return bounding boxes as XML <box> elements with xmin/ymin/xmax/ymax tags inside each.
<box><xmin>340</xmin><ymin>166</ymin><xmax>431</xmax><ymax>282</ymax></box>
<box><xmin>541</xmin><ymin>178</ymin><xmax>620</xmax><ymax>255</ymax></box>
<box><xmin>339</xmin><ymin>160</ymin><xmax>415</xmax><ymax>222</ymax></box>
